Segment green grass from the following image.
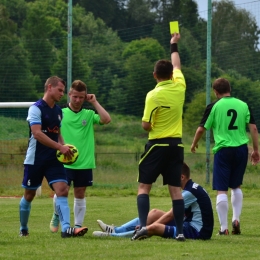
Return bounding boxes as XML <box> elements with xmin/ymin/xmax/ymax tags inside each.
<box><xmin>1</xmin><ymin>114</ymin><xmax>260</xmax><ymax>258</ymax></box>
<box><xmin>0</xmin><ymin>196</ymin><xmax>260</xmax><ymax>260</ymax></box>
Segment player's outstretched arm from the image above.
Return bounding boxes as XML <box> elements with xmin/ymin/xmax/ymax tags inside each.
<box><xmin>191</xmin><ymin>126</ymin><xmax>206</xmax><ymax>153</ymax></box>
<box><xmin>170</xmin><ymin>33</ymin><xmax>181</xmax><ymax>70</ymax></box>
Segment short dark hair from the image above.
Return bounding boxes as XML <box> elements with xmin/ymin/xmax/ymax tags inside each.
<box><xmin>44</xmin><ymin>76</ymin><xmax>65</xmax><ymax>92</ymax></box>
<box><xmin>70</xmin><ymin>80</ymin><xmax>87</xmax><ymax>92</ymax></box>
<box><xmin>182</xmin><ymin>162</ymin><xmax>190</xmax><ymax>179</ymax></box>
<box><xmin>212</xmin><ymin>78</ymin><xmax>231</xmax><ymax>94</ymax></box>
<box><xmin>154</xmin><ymin>60</ymin><xmax>173</xmax><ymax>80</ymax></box>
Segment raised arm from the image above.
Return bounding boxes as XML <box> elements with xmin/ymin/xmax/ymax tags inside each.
<box><xmin>86</xmin><ymin>94</ymin><xmax>111</xmax><ymax>124</ymax></box>
<box><xmin>170</xmin><ymin>33</ymin><xmax>181</xmax><ymax>70</ymax></box>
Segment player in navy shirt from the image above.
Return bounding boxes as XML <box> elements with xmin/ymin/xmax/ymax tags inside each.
<box><xmin>93</xmin><ymin>163</ymin><xmax>214</xmax><ymax>240</ymax></box>
<box><xmin>19</xmin><ymin>76</ymin><xmax>88</xmax><ymax>238</ymax></box>
<box><xmin>132</xmin><ymin>162</ymin><xmax>213</xmax><ymax>240</ymax></box>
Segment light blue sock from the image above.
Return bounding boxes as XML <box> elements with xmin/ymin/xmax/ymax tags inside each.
<box><xmin>111</xmin><ymin>230</ymin><xmax>135</xmax><ymax>238</ymax></box>
<box><xmin>115</xmin><ymin>217</ymin><xmax>140</xmax><ymax>233</ymax></box>
<box><xmin>19</xmin><ymin>196</ymin><xmax>31</xmax><ymax>231</ymax></box>
<box><xmin>56</xmin><ymin>196</ymin><xmax>70</xmax><ymax>232</ymax></box>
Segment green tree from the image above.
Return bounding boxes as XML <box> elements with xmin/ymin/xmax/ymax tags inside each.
<box><xmin>220</xmin><ymin>71</ymin><xmax>260</xmax><ymax>128</ymax></box>
<box><xmin>120</xmin><ymin>37</ymin><xmax>167</xmax><ymax>116</ymax></box>
<box><xmin>73</xmin><ymin>0</ymin><xmax>128</xmax><ymax>30</ymax></box>
<box><xmin>0</xmin><ymin>5</ymin><xmax>38</xmax><ymax>102</ymax></box>
<box><xmin>75</xmin><ymin>12</ymin><xmax>125</xmax><ymax>106</ymax></box>
<box><xmin>183</xmin><ymin>91</ymin><xmax>216</xmax><ymax>136</ymax></box>
<box><xmin>151</xmin><ymin>0</ymin><xmax>201</xmax><ymax>51</ymax></box>
<box><xmin>107</xmin><ymin>75</ymin><xmax>128</xmax><ymax>114</ymax></box>
<box><xmin>122</xmin><ymin>37</ymin><xmax>166</xmax><ymax>62</ymax></box>
<box><xmin>123</xmin><ymin>53</ymin><xmax>155</xmax><ymax>116</ymax></box>
<box><xmin>51</xmin><ymin>38</ymin><xmax>92</xmax><ymax>91</ymax></box>
<box><xmin>177</xmin><ymin>27</ymin><xmax>202</xmax><ymax>67</ymax></box>
<box><xmin>212</xmin><ymin>0</ymin><xmax>260</xmax><ymax>81</ymax></box>
<box><xmin>0</xmin><ymin>0</ymin><xmax>27</xmax><ymax>30</ymax></box>
<box><xmin>22</xmin><ymin>0</ymin><xmax>67</xmax><ymax>91</ymax></box>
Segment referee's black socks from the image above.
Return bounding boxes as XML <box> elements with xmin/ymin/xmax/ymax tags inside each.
<box><xmin>173</xmin><ymin>199</ymin><xmax>185</xmax><ymax>235</ymax></box>
<box><xmin>137</xmin><ymin>194</ymin><xmax>150</xmax><ymax>228</ymax></box>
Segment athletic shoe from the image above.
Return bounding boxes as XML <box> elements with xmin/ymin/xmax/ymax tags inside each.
<box><xmin>61</xmin><ymin>227</ymin><xmax>88</xmax><ymax>238</ymax></box>
<box><xmin>232</xmin><ymin>220</ymin><xmax>241</xmax><ymax>235</ymax></box>
<box><xmin>74</xmin><ymin>225</ymin><xmax>82</xmax><ymax>228</ymax></box>
<box><xmin>97</xmin><ymin>219</ymin><xmax>115</xmax><ymax>233</ymax></box>
<box><xmin>131</xmin><ymin>227</ymin><xmax>149</xmax><ymax>241</ymax></box>
<box><xmin>19</xmin><ymin>229</ymin><xmax>29</xmax><ymax>237</ymax></box>
<box><xmin>217</xmin><ymin>229</ymin><xmax>229</xmax><ymax>235</ymax></box>
<box><xmin>175</xmin><ymin>234</ymin><xmax>186</xmax><ymax>241</ymax></box>
<box><xmin>50</xmin><ymin>213</ymin><xmax>60</xmax><ymax>233</ymax></box>
<box><xmin>93</xmin><ymin>231</ymin><xmax>110</xmax><ymax>237</ymax></box>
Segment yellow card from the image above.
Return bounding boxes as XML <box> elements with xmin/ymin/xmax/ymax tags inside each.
<box><xmin>169</xmin><ymin>21</ymin><xmax>179</xmax><ymax>34</ymax></box>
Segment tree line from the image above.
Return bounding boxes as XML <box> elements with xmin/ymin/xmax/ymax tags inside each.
<box><xmin>1</xmin><ymin>0</ymin><xmax>260</xmax><ymax>129</ymax></box>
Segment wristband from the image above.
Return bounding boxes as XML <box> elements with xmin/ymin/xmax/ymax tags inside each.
<box><xmin>170</xmin><ymin>43</ymin><xmax>178</xmax><ymax>53</ymax></box>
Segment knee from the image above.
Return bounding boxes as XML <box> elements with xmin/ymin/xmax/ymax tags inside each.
<box><xmin>149</xmin><ymin>209</ymin><xmax>159</xmax><ymax>215</ymax></box>
<box><xmin>55</xmin><ymin>186</ymin><xmax>69</xmax><ymax>197</ymax></box>
<box><xmin>24</xmin><ymin>190</ymin><xmax>36</xmax><ymax>202</ymax></box>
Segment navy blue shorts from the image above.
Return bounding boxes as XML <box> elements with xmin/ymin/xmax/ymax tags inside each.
<box><xmin>66</xmin><ymin>168</ymin><xmax>93</xmax><ymax>187</ymax></box>
<box><xmin>163</xmin><ymin>222</ymin><xmax>200</xmax><ymax>239</ymax></box>
<box><xmin>138</xmin><ymin>138</ymin><xmax>184</xmax><ymax>186</ymax></box>
<box><xmin>22</xmin><ymin>161</ymin><xmax>67</xmax><ymax>190</ymax></box>
<box><xmin>213</xmin><ymin>144</ymin><xmax>248</xmax><ymax>191</ymax></box>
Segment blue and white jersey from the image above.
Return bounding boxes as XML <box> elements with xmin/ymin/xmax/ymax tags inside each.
<box><xmin>182</xmin><ymin>179</ymin><xmax>214</xmax><ymax>240</ymax></box>
<box><xmin>24</xmin><ymin>99</ymin><xmax>62</xmax><ymax>165</ymax></box>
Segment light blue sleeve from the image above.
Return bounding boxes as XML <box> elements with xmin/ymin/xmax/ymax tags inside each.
<box><xmin>27</xmin><ymin>105</ymin><xmax>42</xmax><ymax>126</ymax></box>
<box><xmin>182</xmin><ymin>190</ymin><xmax>197</xmax><ymax>208</ymax></box>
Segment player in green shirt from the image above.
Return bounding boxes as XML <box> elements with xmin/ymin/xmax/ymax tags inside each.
<box><xmin>191</xmin><ymin>78</ymin><xmax>259</xmax><ymax>236</ymax></box>
<box><xmin>50</xmin><ymin>80</ymin><xmax>111</xmax><ymax>232</ymax></box>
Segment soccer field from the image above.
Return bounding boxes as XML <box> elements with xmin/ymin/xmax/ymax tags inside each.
<box><xmin>0</xmin><ymin>196</ymin><xmax>259</xmax><ymax>260</ymax></box>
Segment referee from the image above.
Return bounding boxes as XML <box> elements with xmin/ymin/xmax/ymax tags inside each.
<box><xmin>134</xmin><ymin>33</ymin><xmax>186</xmax><ymax>241</ymax></box>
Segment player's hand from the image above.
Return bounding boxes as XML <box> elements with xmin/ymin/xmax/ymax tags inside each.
<box><xmin>191</xmin><ymin>143</ymin><xmax>198</xmax><ymax>153</ymax></box>
<box><xmin>85</xmin><ymin>94</ymin><xmax>97</xmax><ymax>103</ymax></box>
<box><xmin>170</xmin><ymin>33</ymin><xmax>180</xmax><ymax>44</ymax></box>
<box><xmin>250</xmin><ymin>151</ymin><xmax>260</xmax><ymax>165</ymax></box>
<box><xmin>59</xmin><ymin>145</ymin><xmax>74</xmax><ymax>160</ymax></box>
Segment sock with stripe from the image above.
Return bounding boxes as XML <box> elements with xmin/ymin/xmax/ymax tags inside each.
<box><xmin>115</xmin><ymin>217</ymin><xmax>140</xmax><ymax>233</ymax></box>
<box><xmin>56</xmin><ymin>196</ymin><xmax>70</xmax><ymax>232</ymax></box>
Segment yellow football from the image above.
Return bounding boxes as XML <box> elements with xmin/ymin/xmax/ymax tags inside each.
<box><xmin>56</xmin><ymin>144</ymin><xmax>79</xmax><ymax>165</ymax></box>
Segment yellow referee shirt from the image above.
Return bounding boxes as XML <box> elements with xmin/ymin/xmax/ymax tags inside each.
<box><xmin>142</xmin><ymin>69</ymin><xmax>186</xmax><ymax>140</ymax></box>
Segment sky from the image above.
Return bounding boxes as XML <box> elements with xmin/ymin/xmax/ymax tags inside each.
<box><xmin>195</xmin><ymin>0</ymin><xmax>260</xmax><ymax>26</ymax></box>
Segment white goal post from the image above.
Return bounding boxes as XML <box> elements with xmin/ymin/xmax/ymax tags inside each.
<box><xmin>0</xmin><ymin>102</ymin><xmax>41</xmax><ymax>196</ymax></box>
<box><xmin>0</xmin><ymin>102</ymin><xmax>34</xmax><ymax>108</ymax></box>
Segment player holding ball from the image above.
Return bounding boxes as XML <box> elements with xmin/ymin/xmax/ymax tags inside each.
<box><xmin>20</xmin><ymin>76</ymin><xmax>88</xmax><ymax>238</ymax></box>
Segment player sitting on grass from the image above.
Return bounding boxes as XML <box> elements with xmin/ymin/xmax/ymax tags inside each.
<box><xmin>93</xmin><ymin>162</ymin><xmax>214</xmax><ymax>240</ymax></box>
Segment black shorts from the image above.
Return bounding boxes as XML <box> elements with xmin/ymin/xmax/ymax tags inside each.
<box><xmin>66</xmin><ymin>168</ymin><xmax>93</xmax><ymax>187</ymax></box>
<box><xmin>138</xmin><ymin>138</ymin><xmax>184</xmax><ymax>186</ymax></box>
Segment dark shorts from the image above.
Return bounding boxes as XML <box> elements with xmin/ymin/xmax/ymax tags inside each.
<box><xmin>66</xmin><ymin>168</ymin><xmax>93</xmax><ymax>187</ymax></box>
<box><xmin>22</xmin><ymin>161</ymin><xmax>67</xmax><ymax>190</ymax></box>
<box><xmin>138</xmin><ymin>138</ymin><xmax>184</xmax><ymax>186</ymax></box>
<box><xmin>213</xmin><ymin>144</ymin><xmax>248</xmax><ymax>191</ymax></box>
<box><xmin>163</xmin><ymin>222</ymin><xmax>200</xmax><ymax>239</ymax></box>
